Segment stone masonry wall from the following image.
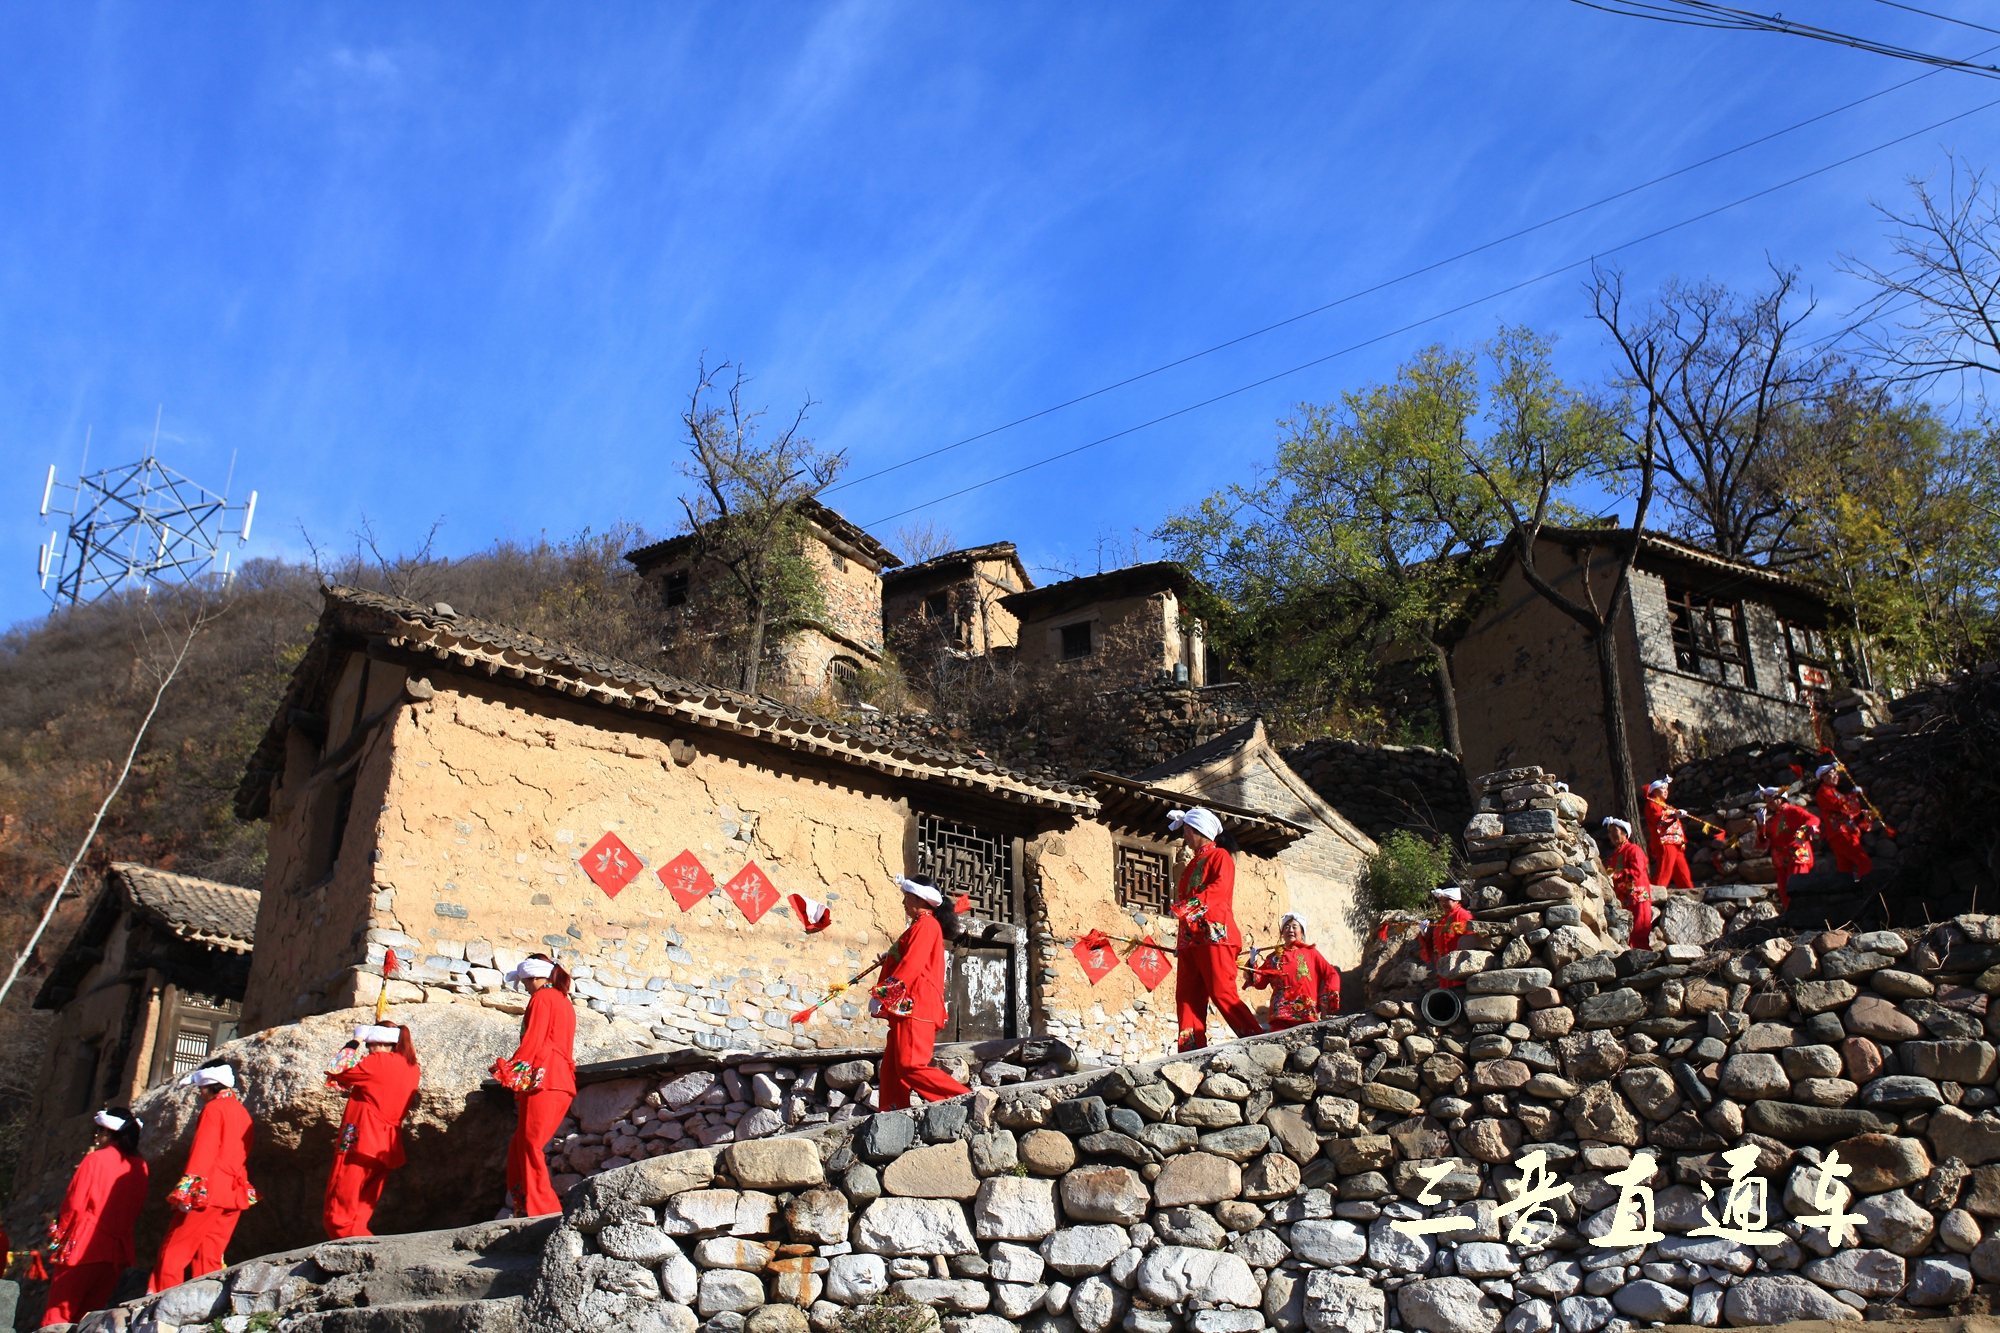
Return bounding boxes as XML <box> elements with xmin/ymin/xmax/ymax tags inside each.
<box><xmin>78</xmin><ymin>906</ymin><xmax>2000</xmax><ymax>1333</ymax></box>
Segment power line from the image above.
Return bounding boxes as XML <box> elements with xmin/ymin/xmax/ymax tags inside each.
<box><xmin>827</xmin><ymin>45</ymin><xmax>1988</xmax><ymax>498</ymax></box>
<box><xmin>1867</xmin><ymin>0</ymin><xmax>2000</xmax><ymax>39</ymax></box>
<box><xmin>863</xmin><ymin>94</ymin><xmax>2000</xmax><ymax>528</ymax></box>
<box><xmin>1571</xmin><ymin>0</ymin><xmax>2000</xmax><ymax>77</ymax></box>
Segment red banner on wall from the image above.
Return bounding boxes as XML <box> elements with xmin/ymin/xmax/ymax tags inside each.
<box><xmin>656</xmin><ymin>850</ymin><xmax>714</xmax><ymax>911</ymax></box>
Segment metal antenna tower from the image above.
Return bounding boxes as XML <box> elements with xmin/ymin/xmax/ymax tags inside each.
<box><xmin>36</xmin><ymin>412</ymin><xmax>258</xmax><ymax>607</ymax></box>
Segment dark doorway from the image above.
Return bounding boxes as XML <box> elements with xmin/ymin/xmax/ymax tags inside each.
<box><xmin>944</xmin><ymin>945</ymin><xmax>1011</xmax><ymax>1042</ymax></box>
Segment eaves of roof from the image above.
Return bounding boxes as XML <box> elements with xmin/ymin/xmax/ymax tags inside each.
<box><xmin>234</xmin><ymin>587</ymin><xmax>1095</xmax><ymax>821</ymax></box>
<box><xmin>999</xmin><ymin>561</ymin><xmax>1195</xmax><ymax>623</ymax></box>
<box><xmin>1085</xmin><ymin>771</ymin><xmax>1309</xmax><ymax>853</ymax></box>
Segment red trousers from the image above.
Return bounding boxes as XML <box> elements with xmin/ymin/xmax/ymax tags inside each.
<box><xmin>45</xmin><ymin>1261</ymin><xmax>119</xmax><ymax>1324</ymax></box>
<box><xmin>879</xmin><ymin>1018</ymin><xmax>972</xmax><ymax>1110</ymax></box>
<box><xmin>324</xmin><ymin>1156</ymin><xmax>393</xmax><ymax>1238</ymax></box>
<box><xmin>1175</xmin><ymin>940</ymin><xmax>1264</xmax><ymax>1052</ymax></box>
<box><xmin>150</xmin><ymin>1206</ymin><xmax>240</xmax><ymax>1291</ymax></box>
<box><xmin>1649</xmin><ymin>843</ymin><xmax>1692</xmax><ymax>891</ymax></box>
<box><xmin>1825</xmin><ymin>826</ymin><xmax>1873</xmax><ymax>878</ymax></box>
<box><xmin>1628</xmin><ymin>898</ymin><xmax>1653</xmax><ymax>950</ymax></box>
<box><xmin>507</xmin><ymin>1089</ymin><xmax>574</xmax><ymax>1217</ymax></box>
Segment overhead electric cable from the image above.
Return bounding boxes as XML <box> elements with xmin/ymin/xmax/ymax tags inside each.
<box><xmin>827</xmin><ymin>48</ymin><xmax>1989</xmax><ymax>498</ymax></box>
<box><xmin>1569</xmin><ymin>0</ymin><xmax>2000</xmax><ymax>77</ymax></box>
<box><xmin>1867</xmin><ymin>0</ymin><xmax>2000</xmax><ymax>39</ymax></box>
<box><xmin>863</xmin><ymin>95</ymin><xmax>2000</xmax><ymax>528</ymax></box>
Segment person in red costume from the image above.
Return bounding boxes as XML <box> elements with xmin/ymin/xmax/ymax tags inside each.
<box><xmin>44</xmin><ymin>1108</ymin><xmax>149</xmax><ymax>1324</ymax></box>
<box><xmin>1758</xmin><ymin>785</ymin><xmax>1819</xmax><ymax>912</ymax></box>
<box><xmin>1813</xmin><ymin>764</ymin><xmax>1874</xmax><ymax>881</ymax></box>
<box><xmin>1168</xmin><ymin>807</ymin><xmax>1264</xmax><ymax>1051</ymax></box>
<box><xmin>1246</xmin><ymin>911</ymin><xmax>1341</xmax><ymax>1029</ymax></box>
<box><xmin>872</xmin><ymin>876</ymin><xmax>974</xmax><ymax>1109</ymax></box>
<box><xmin>494</xmin><ymin>955</ymin><xmax>576</xmax><ymax>1219</ymax></box>
<box><xmin>1644</xmin><ymin>778</ymin><xmax>1694</xmax><ymax>892</ymax></box>
<box><xmin>1603</xmin><ymin>818</ymin><xmax>1654</xmax><ymax>949</ymax></box>
<box><xmin>1418</xmin><ymin>886</ymin><xmax>1474</xmax><ymax>985</ymax></box>
<box><xmin>323</xmin><ymin>1023</ymin><xmax>422</xmax><ymax>1238</ymax></box>
<box><xmin>150</xmin><ymin>1064</ymin><xmax>256</xmax><ymax>1292</ymax></box>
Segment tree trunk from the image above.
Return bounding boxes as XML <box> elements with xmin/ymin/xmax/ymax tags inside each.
<box><xmin>1426</xmin><ymin>637</ymin><xmax>1463</xmax><ymax>757</ymax></box>
<box><xmin>1592</xmin><ymin>573</ymin><xmax>1644</xmax><ymax>831</ymax></box>
<box><xmin>742</xmin><ymin>598</ymin><xmax>768</xmax><ymax>694</ymax></box>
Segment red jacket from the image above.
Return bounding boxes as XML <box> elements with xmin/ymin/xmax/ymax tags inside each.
<box><xmin>179</xmin><ymin>1093</ymin><xmax>255</xmax><ymax>1211</ymax></box>
<box><xmin>1172</xmin><ymin>844</ymin><xmax>1240</xmax><ymax>948</ymax></box>
<box><xmin>1815</xmin><ymin>782</ymin><xmax>1870</xmax><ymax>836</ymax></box>
<box><xmin>1609</xmin><ymin>840</ymin><xmax>1651</xmax><ymax>909</ymax></box>
<box><xmin>1645</xmin><ymin>796</ymin><xmax>1686</xmax><ymax>849</ymax></box>
<box><xmin>1761</xmin><ymin>804</ymin><xmax>1820</xmax><ymax>874</ymax></box>
<box><xmin>55</xmin><ymin>1145</ymin><xmax>147</xmax><ymax>1268</ymax></box>
<box><xmin>508</xmin><ymin>989</ymin><xmax>577</xmax><ymax>1095</ymax></box>
<box><xmin>876</xmin><ymin>911</ymin><xmax>949</xmax><ymax>1027</ymax></box>
<box><xmin>1248</xmin><ymin>942</ymin><xmax>1341</xmax><ymax>1024</ymax></box>
<box><xmin>1418</xmin><ymin>901</ymin><xmax>1473</xmax><ymax>987</ymax></box>
<box><xmin>330</xmin><ymin>1051</ymin><xmax>421</xmax><ymax>1169</ymax></box>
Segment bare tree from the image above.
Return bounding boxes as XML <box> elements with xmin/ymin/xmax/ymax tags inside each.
<box><xmin>894</xmin><ymin>521</ymin><xmax>956</xmax><ymax>564</ymax></box>
<box><xmin>677</xmin><ymin>360</ymin><xmax>846</xmax><ymax>694</ymax></box>
<box><xmin>1589</xmin><ymin>265</ymin><xmax>1830</xmax><ymax>566</ymax></box>
<box><xmin>1842</xmin><ymin>155</ymin><xmax>2000</xmax><ymax>401</ymax></box>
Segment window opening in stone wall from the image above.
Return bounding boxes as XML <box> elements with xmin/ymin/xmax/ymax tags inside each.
<box><xmin>1664</xmin><ymin>586</ymin><xmax>1755</xmax><ymax>688</ymax></box>
<box><xmin>1114</xmin><ymin>842</ymin><xmax>1173</xmax><ymax>913</ymax></box>
<box><xmin>916</xmin><ymin>814</ymin><xmax>1015</xmax><ymax>923</ymax></box>
<box><xmin>831</xmin><ymin>553</ymin><xmax>847</xmax><ymax>573</ymax></box>
<box><xmin>664</xmin><ymin>569</ymin><xmax>690</xmax><ymax>608</ymax></box>
<box><xmin>829</xmin><ymin>656</ymin><xmax>862</xmax><ymax>704</ymax></box>
<box><xmin>326</xmin><ymin>778</ymin><xmax>357</xmax><ymax>876</ymax></box>
<box><xmin>1061</xmin><ymin>622</ymin><xmax>1093</xmax><ymax>660</ymax></box>
<box><xmin>1783</xmin><ymin>620</ymin><xmax>1831</xmax><ymax>705</ymax></box>
<box><xmin>171</xmin><ymin>1027</ymin><xmax>212</xmax><ymax>1078</ymax></box>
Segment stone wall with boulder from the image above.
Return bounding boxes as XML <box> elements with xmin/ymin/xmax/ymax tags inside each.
<box><xmin>60</xmin><ymin>906</ymin><xmax>2000</xmax><ymax>1333</ymax></box>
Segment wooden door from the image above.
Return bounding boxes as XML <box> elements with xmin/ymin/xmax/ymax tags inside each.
<box><xmin>944</xmin><ymin>945</ymin><xmax>1011</xmax><ymax>1042</ymax></box>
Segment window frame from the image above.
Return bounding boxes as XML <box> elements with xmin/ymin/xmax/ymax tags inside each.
<box><xmin>1663</xmin><ymin>585</ymin><xmax>1756</xmax><ymax>688</ymax></box>
<box><xmin>663</xmin><ymin>569</ymin><xmax>690</xmax><ymax>608</ymax></box>
<box><xmin>1060</xmin><ymin>621</ymin><xmax>1094</xmax><ymax>661</ymax></box>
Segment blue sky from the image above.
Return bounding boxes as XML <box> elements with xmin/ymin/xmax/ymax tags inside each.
<box><xmin>3</xmin><ymin>1</ymin><xmax>1997</xmax><ymax>628</ymax></box>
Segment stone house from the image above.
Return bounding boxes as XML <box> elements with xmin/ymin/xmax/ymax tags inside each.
<box><xmin>1451</xmin><ymin>527</ymin><xmax>1842</xmax><ymax>817</ymax></box>
<box><xmin>229</xmin><ymin>588</ymin><xmax>1366</xmax><ymax>1067</ymax></box>
<box><xmin>16</xmin><ymin>863</ymin><xmax>256</xmax><ymax>1229</ymax></box>
<box><xmin>999</xmin><ymin>562</ymin><xmax>1209</xmax><ymax>686</ymax></box>
<box><xmin>1123</xmin><ymin>719</ymin><xmax>1379</xmax><ymax>972</ymax></box>
<box><xmin>880</xmin><ymin>542</ymin><xmax>1033</xmax><ymax>667</ymax></box>
<box><xmin>625</xmin><ymin>499</ymin><xmax>901</xmax><ymax>700</ymax></box>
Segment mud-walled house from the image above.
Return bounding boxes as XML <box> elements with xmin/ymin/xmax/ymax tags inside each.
<box><xmin>228</xmin><ymin>588</ymin><xmax>1365</xmax><ymax>1062</ymax></box>
<box><xmin>881</xmin><ymin>541</ymin><xmax>1033</xmax><ymax>666</ymax></box>
<box><xmin>625</xmin><ymin>498</ymin><xmax>902</xmax><ymax>701</ymax></box>
<box><xmin>17</xmin><ymin>863</ymin><xmax>256</xmax><ymax>1221</ymax></box>
<box><xmin>999</xmin><ymin>561</ymin><xmax>1210</xmax><ymax>685</ymax></box>
<box><xmin>1452</xmin><ymin>527</ymin><xmax>1844</xmax><ymax>816</ymax></box>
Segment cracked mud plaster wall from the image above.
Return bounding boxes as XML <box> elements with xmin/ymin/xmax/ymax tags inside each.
<box><xmin>243</xmin><ymin>658</ymin><xmax>1315</xmax><ymax>1064</ymax></box>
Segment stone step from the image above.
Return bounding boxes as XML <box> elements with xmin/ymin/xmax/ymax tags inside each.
<box><xmin>281</xmin><ymin>1296</ymin><xmax>523</xmax><ymax>1333</ymax></box>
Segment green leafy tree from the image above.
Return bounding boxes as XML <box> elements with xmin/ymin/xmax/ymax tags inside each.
<box><xmin>1449</xmin><ymin>325</ymin><xmax>1648</xmax><ymax>828</ymax></box>
<box><xmin>1782</xmin><ymin>388</ymin><xmax>2000</xmax><ymax>688</ymax></box>
<box><xmin>1365</xmin><ymin>829</ymin><xmax>1458</xmax><ymax>914</ymax></box>
<box><xmin>674</xmin><ymin>361</ymin><xmax>845</xmax><ymax>694</ymax></box>
<box><xmin>1158</xmin><ymin>345</ymin><xmax>1507</xmax><ymax>754</ymax></box>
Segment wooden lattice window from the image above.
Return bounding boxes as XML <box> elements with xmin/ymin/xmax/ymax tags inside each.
<box><xmin>1115</xmin><ymin>843</ymin><xmax>1173</xmax><ymax>913</ymax></box>
<box><xmin>171</xmin><ymin>1028</ymin><xmax>212</xmax><ymax>1078</ymax></box>
<box><xmin>916</xmin><ymin>814</ymin><xmax>1015</xmax><ymax>923</ymax></box>
<box><xmin>1665</xmin><ymin>586</ymin><xmax>1755</xmax><ymax>687</ymax></box>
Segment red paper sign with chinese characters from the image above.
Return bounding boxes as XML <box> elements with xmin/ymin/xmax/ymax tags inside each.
<box><xmin>1072</xmin><ymin>929</ymin><xmax>1120</xmax><ymax>985</ymax></box>
<box><xmin>580</xmin><ymin>832</ymin><xmax>642</xmax><ymax>898</ymax></box>
<box><xmin>723</xmin><ymin>861</ymin><xmax>781</xmax><ymax>925</ymax></box>
<box><xmin>1126</xmin><ymin>937</ymin><xmax>1173</xmax><ymax>991</ymax></box>
<box><xmin>657</xmin><ymin>850</ymin><xmax>715</xmax><ymax>912</ymax></box>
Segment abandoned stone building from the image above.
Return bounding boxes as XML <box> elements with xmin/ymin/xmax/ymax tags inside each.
<box><xmin>999</xmin><ymin>561</ymin><xmax>1211</xmax><ymax>685</ymax></box>
<box><xmin>16</xmin><ymin>863</ymin><xmax>256</xmax><ymax>1238</ymax></box>
<box><xmin>625</xmin><ymin>498</ymin><xmax>901</xmax><ymax>698</ymax></box>
<box><xmin>1451</xmin><ymin>526</ymin><xmax>1841</xmax><ymax>816</ymax></box>
<box><xmin>880</xmin><ymin>541</ymin><xmax>1033</xmax><ymax>668</ymax></box>
<box><xmin>228</xmin><ymin>587</ymin><xmax>1370</xmax><ymax>1072</ymax></box>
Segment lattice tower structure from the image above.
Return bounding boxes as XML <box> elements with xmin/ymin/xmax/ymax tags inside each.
<box><xmin>37</xmin><ymin>451</ymin><xmax>256</xmax><ymax>607</ymax></box>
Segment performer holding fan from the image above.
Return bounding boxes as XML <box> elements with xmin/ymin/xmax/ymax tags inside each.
<box><xmin>494</xmin><ymin>955</ymin><xmax>576</xmax><ymax>1218</ymax></box>
<box><xmin>1168</xmin><ymin>808</ymin><xmax>1263</xmax><ymax>1051</ymax></box>
<box><xmin>43</xmin><ymin>1108</ymin><xmax>148</xmax><ymax>1324</ymax></box>
<box><xmin>323</xmin><ymin>1023</ymin><xmax>421</xmax><ymax>1238</ymax></box>
<box><xmin>149</xmin><ymin>1065</ymin><xmax>256</xmax><ymax>1292</ymax></box>
<box><xmin>871</xmin><ymin>876</ymin><xmax>974</xmax><ymax>1110</ymax></box>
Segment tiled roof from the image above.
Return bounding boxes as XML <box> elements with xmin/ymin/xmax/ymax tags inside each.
<box><xmin>998</xmin><ymin>561</ymin><xmax>1195</xmax><ymax>622</ymax></box>
<box><xmin>234</xmin><ymin>586</ymin><xmax>1097</xmax><ymax>820</ymax></box>
<box><xmin>881</xmin><ymin>543</ymin><xmax>1032</xmax><ymax>590</ymax></box>
<box><xmin>110</xmin><ymin>863</ymin><xmax>259</xmax><ymax>952</ymax></box>
<box><xmin>625</xmin><ymin>499</ymin><xmax>902</xmax><ymax>572</ymax></box>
